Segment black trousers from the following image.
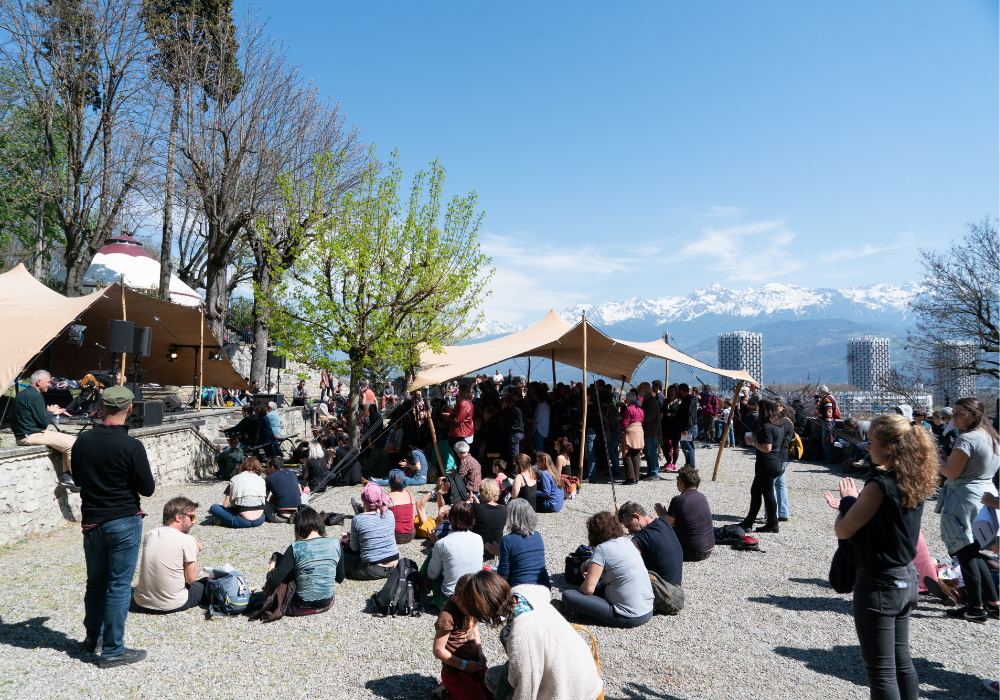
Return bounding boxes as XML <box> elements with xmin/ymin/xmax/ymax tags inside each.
<box><xmin>954</xmin><ymin>542</ymin><xmax>999</xmax><ymax>608</ymax></box>
<box><xmin>745</xmin><ymin>471</ymin><xmax>778</xmax><ymax>524</ymax></box>
<box><xmin>853</xmin><ymin>564</ymin><xmax>919</xmax><ymax>700</ymax></box>
<box><xmin>133</xmin><ymin>578</ymin><xmax>208</xmax><ymax>614</ymax></box>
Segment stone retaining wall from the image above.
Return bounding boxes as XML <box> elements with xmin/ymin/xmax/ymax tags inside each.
<box><xmin>0</xmin><ymin>406</ymin><xmax>308</xmax><ymax>548</ymax></box>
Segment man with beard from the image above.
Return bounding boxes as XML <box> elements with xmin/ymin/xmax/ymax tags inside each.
<box><xmin>132</xmin><ymin>497</ymin><xmax>207</xmax><ymax>615</ymax></box>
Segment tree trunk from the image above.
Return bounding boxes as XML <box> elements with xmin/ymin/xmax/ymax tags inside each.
<box><xmin>32</xmin><ymin>195</ymin><xmax>46</xmax><ymax>278</ymax></box>
<box><xmin>347</xmin><ymin>369</ymin><xmax>361</xmax><ymax>445</ymax></box>
<box><xmin>204</xmin><ymin>256</ymin><xmax>228</xmax><ymax>341</ymax></box>
<box><xmin>64</xmin><ymin>259</ymin><xmax>87</xmax><ymax>298</ymax></box>
<box><xmin>250</xmin><ymin>266</ymin><xmax>271</xmax><ymax>387</ymax></box>
<box><xmin>158</xmin><ymin>85</ymin><xmax>180</xmax><ymax>300</ymax></box>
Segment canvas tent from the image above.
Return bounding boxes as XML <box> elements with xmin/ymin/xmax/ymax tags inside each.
<box><xmin>409</xmin><ymin>310</ymin><xmax>756</xmax><ymax>390</ymax></box>
<box><xmin>0</xmin><ymin>264</ymin><xmax>247</xmax><ymax>394</ymax></box>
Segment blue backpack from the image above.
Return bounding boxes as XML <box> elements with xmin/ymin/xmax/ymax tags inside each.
<box><xmin>205</xmin><ymin>569</ymin><xmax>251</xmax><ymax>618</ymax></box>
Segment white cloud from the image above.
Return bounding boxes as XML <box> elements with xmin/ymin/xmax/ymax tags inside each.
<box><xmin>676</xmin><ymin>220</ymin><xmax>805</xmax><ymax>281</ymax></box>
<box><xmin>819</xmin><ymin>233</ymin><xmax>913</xmax><ymax>263</ymax></box>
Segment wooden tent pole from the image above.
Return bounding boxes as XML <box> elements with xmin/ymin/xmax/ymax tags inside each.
<box><xmin>712</xmin><ymin>380</ymin><xmax>744</xmax><ymax>482</ymax></box>
<box><xmin>526</xmin><ymin>357</ymin><xmax>530</xmax><ymax>385</ymax></box>
<box><xmin>663</xmin><ymin>332</ymin><xmax>669</xmax><ymax>390</ymax></box>
<box><xmin>197</xmin><ymin>305</ymin><xmax>204</xmax><ymax>412</ymax></box>
<box><xmin>425</xmin><ymin>388</ymin><xmax>446</xmax><ymax>477</ymax></box>
<box><xmin>551</xmin><ymin>350</ymin><xmax>556</xmax><ymax>390</ymax></box>
<box><xmin>578</xmin><ymin>312</ymin><xmax>588</xmax><ymax>484</ymax></box>
<box><xmin>119</xmin><ymin>277</ymin><xmax>127</xmax><ymax>385</ymax></box>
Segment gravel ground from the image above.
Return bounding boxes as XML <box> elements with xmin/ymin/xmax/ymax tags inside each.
<box><xmin>0</xmin><ymin>444</ymin><xmax>996</xmax><ymax>699</ymax></box>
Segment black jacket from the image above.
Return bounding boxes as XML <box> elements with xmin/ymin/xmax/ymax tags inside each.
<box><xmin>72</xmin><ymin>424</ymin><xmax>155</xmax><ymax>525</ymax></box>
<box><xmin>677</xmin><ymin>395</ymin><xmax>699</xmax><ymax>431</ymax></box>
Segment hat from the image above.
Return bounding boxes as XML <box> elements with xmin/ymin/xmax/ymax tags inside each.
<box><xmin>101</xmin><ymin>385</ymin><xmax>134</xmax><ymax>410</ymax></box>
<box><xmin>940</xmin><ymin>407</ymin><xmax>953</xmax><ymax>417</ymax></box>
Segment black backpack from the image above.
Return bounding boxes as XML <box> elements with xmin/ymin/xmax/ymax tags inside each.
<box><xmin>372</xmin><ymin>558</ymin><xmax>421</xmax><ymax>617</ymax></box>
<box><xmin>713</xmin><ymin>525</ymin><xmax>745</xmax><ymax>545</ymax></box>
<box><xmin>445</xmin><ymin>470</ymin><xmax>469</xmax><ymax>505</ymax></box>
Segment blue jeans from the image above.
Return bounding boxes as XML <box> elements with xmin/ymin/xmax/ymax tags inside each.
<box><xmin>774</xmin><ymin>462</ymin><xmax>789</xmax><ymax>518</ymax></box>
<box><xmin>371</xmin><ymin>475</ymin><xmax>427</xmax><ymax>487</ymax></box>
<box><xmin>533</xmin><ymin>430</ymin><xmax>545</xmax><ymax>452</ymax></box>
<box><xmin>644</xmin><ymin>436</ymin><xmax>659</xmax><ymax>475</ymax></box>
<box><xmin>83</xmin><ymin>514</ymin><xmax>143</xmax><ymax>656</ymax></box>
<box><xmin>680</xmin><ymin>425</ymin><xmax>697</xmax><ymax>467</ymax></box>
<box><xmin>584</xmin><ymin>431</ymin><xmax>597</xmax><ymax>480</ymax></box>
<box><xmin>714</xmin><ymin>419</ymin><xmax>735</xmax><ymax>446</ymax></box>
<box><xmin>209</xmin><ymin>504</ymin><xmax>265</xmax><ymax>528</ymax></box>
<box><xmin>822</xmin><ymin>424</ymin><xmax>835</xmax><ymax>462</ymax></box>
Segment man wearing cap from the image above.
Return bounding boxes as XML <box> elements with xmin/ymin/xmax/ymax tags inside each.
<box><xmin>72</xmin><ymin>385</ymin><xmax>155</xmax><ymax>668</ymax></box>
<box><xmin>11</xmin><ymin>369</ymin><xmax>78</xmax><ymax>491</ymax></box>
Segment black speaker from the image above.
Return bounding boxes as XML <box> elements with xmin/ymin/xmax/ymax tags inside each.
<box><xmin>162</xmin><ymin>395</ymin><xmax>182</xmax><ymax>413</ymax></box>
<box><xmin>108</xmin><ymin>320</ymin><xmax>134</xmax><ymax>354</ymax></box>
<box><xmin>254</xmin><ymin>392</ymin><xmax>284</xmax><ymax>408</ymax></box>
<box><xmin>128</xmin><ymin>400</ymin><xmax>163</xmax><ymax>428</ymax></box>
<box><xmin>132</xmin><ymin>326</ymin><xmax>152</xmax><ymax>358</ymax></box>
<box><xmin>266</xmin><ymin>350</ymin><xmax>286</xmax><ymax>369</ymax></box>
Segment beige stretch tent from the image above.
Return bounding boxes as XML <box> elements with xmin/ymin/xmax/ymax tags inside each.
<box><xmin>409</xmin><ymin>309</ymin><xmax>756</xmax><ymax>390</ymax></box>
<box><xmin>0</xmin><ymin>263</ymin><xmax>247</xmax><ymax>394</ymax></box>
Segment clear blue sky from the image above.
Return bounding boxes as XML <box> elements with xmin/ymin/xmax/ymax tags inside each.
<box><xmin>260</xmin><ymin>0</ymin><xmax>998</xmax><ymax>324</ymax></box>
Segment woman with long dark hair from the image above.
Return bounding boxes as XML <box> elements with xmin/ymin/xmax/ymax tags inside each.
<box><xmin>738</xmin><ymin>399</ymin><xmax>786</xmax><ymax>533</ymax></box>
<box><xmin>937</xmin><ymin>397</ymin><xmax>999</xmax><ymax>623</ymax></box>
<box><xmin>823</xmin><ymin>414</ymin><xmax>938</xmax><ymax>700</ymax></box>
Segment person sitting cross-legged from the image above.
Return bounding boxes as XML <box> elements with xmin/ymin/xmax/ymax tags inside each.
<box><xmin>616</xmin><ymin>501</ymin><xmax>683</xmax><ymax>588</ymax></box>
<box><xmin>263</xmin><ymin>506</ymin><xmax>342</xmax><ymax>617</ymax></box>
<box><xmin>209</xmin><ymin>457</ymin><xmax>266</xmax><ymax>528</ymax></box>
<box><xmin>264</xmin><ymin>456</ymin><xmax>304</xmax><ymax>524</ymax></box>
<box><xmin>423</xmin><ymin>501</ymin><xmax>484</xmax><ymax>610</ymax></box>
<box><xmin>343</xmin><ymin>482</ymin><xmax>399</xmax><ymax>581</ymax></box>
<box><xmin>657</xmin><ymin>466</ymin><xmax>715</xmax><ymax>562</ymax></box>
<box><xmin>132</xmin><ymin>497</ymin><xmax>208</xmax><ymax>614</ymax></box>
<box><xmin>486</xmin><ymin>498</ymin><xmax>551</xmax><ymax>588</ymax></box>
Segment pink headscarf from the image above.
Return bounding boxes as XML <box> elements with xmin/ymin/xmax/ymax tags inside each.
<box><xmin>360</xmin><ymin>482</ymin><xmax>393</xmax><ymax>517</ymax></box>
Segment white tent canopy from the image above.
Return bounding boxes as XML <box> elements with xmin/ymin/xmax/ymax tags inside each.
<box><xmin>409</xmin><ymin>310</ymin><xmax>756</xmax><ymax>390</ymax></box>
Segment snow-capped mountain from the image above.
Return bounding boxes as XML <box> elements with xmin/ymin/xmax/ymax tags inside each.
<box><xmin>471</xmin><ymin>319</ymin><xmax>524</xmax><ymax>338</ymax></box>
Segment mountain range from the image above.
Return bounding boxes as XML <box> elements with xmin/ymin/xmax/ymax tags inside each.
<box><xmin>473</xmin><ymin>282</ymin><xmax>921</xmax><ymax>384</ymax></box>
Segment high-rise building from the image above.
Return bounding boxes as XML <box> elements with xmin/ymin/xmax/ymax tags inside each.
<box><xmin>934</xmin><ymin>340</ymin><xmax>976</xmax><ymax>407</ymax></box>
<box><xmin>846</xmin><ymin>336</ymin><xmax>891</xmax><ymax>391</ymax></box>
<box><xmin>717</xmin><ymin>331</ymin><xmax>763</xmax><ymax>394</ymax></box>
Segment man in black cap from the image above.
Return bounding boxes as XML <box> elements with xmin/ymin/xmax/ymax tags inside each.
<box><xmin>72</xmin><ymin>385</ymin><xmax>155</xmax><ymax>668</ymax></box>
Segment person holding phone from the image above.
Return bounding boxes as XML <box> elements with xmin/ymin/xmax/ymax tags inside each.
<box><xmin>738</xmin><ymin>399</ymin><xmax>786</xmax><ymax>533</ymax></box>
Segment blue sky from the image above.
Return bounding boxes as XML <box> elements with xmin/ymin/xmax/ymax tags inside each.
<box><xmin>260</xmin><ymin>1</ymin><xmax>998</xmax><ymax>324</ymax></box>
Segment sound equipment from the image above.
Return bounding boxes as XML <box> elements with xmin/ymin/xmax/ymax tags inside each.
<box><xmin>254</xmin><ymin>392</ymin><xmax>284</xmax><ymax>408</ymax></box>
<box><xmin>132</xmin><ymin>327</ymin><xmax>152</xmax><ymax>358</ymax></box>
<box><xmin>44</xmin><ymin>388</ymin><xmax>74</xmax><ymax>409</ymax></box>
<box><xmin>127</xmin><ymin>400</ymin><xmax>163</xmax><ymax>429</ymax></box>
<box><xmin>162</xmin><ymin>395</ymin><xmax>182</xmax><ymax>413</ymax></box>
<box><xmin>107</xmin><ymin>320</ymin><xmax>135</xmax><ymax>354</ymax></box>
<box><xmin>67</xmin><ymin>324</ymin><xmax>86</xmax><ymax>346</ymax></box>
<box><xmin>266</xmin><ymin>350</ymin><xmax>287</xmax><ymax>369</ymax></box>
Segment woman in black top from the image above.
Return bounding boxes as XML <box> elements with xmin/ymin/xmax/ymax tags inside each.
<box><xmin>738</xmin><ymin>399</ymin><xmax>785</xmax><ymax>533</ymax></box>
<box><xmin>823</xmin><ymin>414</ymin><xmax>937</xmax><ymax>700</ymax></box>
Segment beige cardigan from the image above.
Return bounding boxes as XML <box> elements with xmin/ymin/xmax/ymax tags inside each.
<box><xmin>506</xmin><ymin>584</ymin><xmax>604</xmax><ymax>700</ymax></box>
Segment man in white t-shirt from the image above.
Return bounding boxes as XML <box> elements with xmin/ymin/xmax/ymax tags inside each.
<box><xmin>132</xmin><ymin>497</ymin><xmax>207</xmax><ymax>614</ymax></box>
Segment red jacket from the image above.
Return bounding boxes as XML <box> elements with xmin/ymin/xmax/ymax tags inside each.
<box><xmin>700</xmin><ymin>392</ymin><xmax>719</xmax><ymax>418</ymax></box>
<box><xmin>447</xmin><ymin>399</ymin><xmax>474</xmax><ymax>438</ymax></box>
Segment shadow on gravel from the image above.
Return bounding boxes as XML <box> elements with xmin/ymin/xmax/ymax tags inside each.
<box><xmin>747</xmin><ymin>594</ymin><xmax>852</xmax><ymax>614</ymax></box>
<box><xmin>773</xmin><ymin>645</ymin><xmax>981</xmax><ymax>699</ymax></box>
<box><xmin>364</xmin><ymin>673</ymin><xmax>439</xmax><ymax>699</ymax></box>
<box><xmin>788</xmin><ymin>577</ymin><xmax>832</xmax><ymax>588</ymax></box>
<box><xmin>0</xmin><ymin>615</ymin><xmax>93</xmax><ymax>662</ymax></box>
<box><xmin>607</xmin><ymin>683</ymin><xmax>687</xmax><ymax>700</ymax></box>
<box><xmin>711</xmin><ymin>514</ymin><xmax>747</xmax><ymax>523</ymax></box>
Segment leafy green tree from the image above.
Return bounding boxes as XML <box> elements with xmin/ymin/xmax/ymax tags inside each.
<box><xmin>268</xmin><ymin>149</ymin><xmax>493</xmax><ymax>444</ymax></box>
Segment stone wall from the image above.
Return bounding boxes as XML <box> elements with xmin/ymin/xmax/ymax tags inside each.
<box><xmin>0</xmin><ymin>406</ymin><xmax>309</xmax><ymax>548</ymax></box>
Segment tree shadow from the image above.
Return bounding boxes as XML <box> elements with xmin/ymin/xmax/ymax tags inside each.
<box><xmin>773</xmin><ymin>645</ymin><xmax>983</xmax><ymax>699</ymax></box>
<box><xmin>747</xmin><ymin>594</ymin><xmax>852</xmax><ymax>615</ymax></box>
<box><xmin>788</xmin><ymin>577</ymin><xmax>832</xmax><ymax>588</ymax></box>
<box><xmin>364</xmin><ymin>673</ymin><xmax>440</xmax><ymax>699</ymax></box>
<box><xmin>0</xmin><ymin>615</ymin><xmax>93</xmax><ymax>663</ymax></box>
<box><xmin>607</xmin><ymin>683</ymin><xmax>687</xmax><ymax>700</ymax></box>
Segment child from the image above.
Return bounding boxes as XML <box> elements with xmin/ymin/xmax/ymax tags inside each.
<box><xmin>432</xmin><ymin>574</ymin><xmax>490</xmax><ymax>700</ymax></box>
<box><xmin>492</xmin><ymin>459</ymin><xmax>512</xmax><ymax>504</ymax></box>
<box><xmin>414</xmin><ymin>477</ymin><xmax>451</xmax><ymax>542</ymax></box>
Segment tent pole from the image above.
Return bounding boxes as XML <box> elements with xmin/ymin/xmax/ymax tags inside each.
<box><xmin>713</xmin><ymin>380</ymin><xmax>744</xmax><ymax>482</ymax></box>
<box><xmin>425</xmin><ymin>388</ymin><xmax>445</xmax><ymax>477</ymax></box>
<box><xmin>663</xmin><ymin>332</ymin><xmax>669</xmax><ymax>390</ymax></box>
<box><xmin>197</xmin><ymin>305</ymin><xmax>203</xmax><ymax>413</ymax></box>
<box><xmin>526</xmin><ymin>356</ymin><xmax>530</xmax><ymax>385</ymax></box>
<box><xmin>119</xmin><ymin>277</ymin><xmax>127</xmax><ymax>386</ymax></box>
<box><xmin>551</xmin><ymin>350</ymin><xmax>556</xmax><ymax>390</ymax></box>
<box><xmin>578</xmin><ymin>312</ymin><xmax>588</xmax><ymax>486</ymax></box>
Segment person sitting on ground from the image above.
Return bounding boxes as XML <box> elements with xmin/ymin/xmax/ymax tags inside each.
<box><xmin>510</xmin><ymin>454</ymin><xmax>538</xmax><ymax>510</ymax></box>
<box><xmin>368</xmin><ymin>441</ymin><xmax>429</xmax><ymax>487</ymax></box>
<box><xmin>617</xmin><ymin>501</ymin><xmax>683</xmax><ymax>588</ymax></box>
<box><xmin>656</xmin><ymin>466</ymin><xmax>715</xmax><ymax>561</ymax></box>
<box><xmin>454</xmin><ymin>441</ymin><xmax>483</xmax><ymax>500</ymax></box>
<box><xmin>554</xmin><ymin>436</ymin><xmax>573</xmax><ymax>475</ymax></box>
<box><xmin>425</xmin><ymin>501</ymin><xmax>485</xmax><ymax>610</ymax></box>
<box><xmin>343</xmin><ymin>482</ymin><xmax>399</xmax><ymax>581</ymax></box>
<box><xmin>560</xmin><ymin>511</ymin><xmax>654</xmax><ymax>628</ymax></box>
<box><xmin>432</xmin><ymin>573</ymin><xmax>491</xmax><ymax>700</ymax></box>
<box><xmin>492</xmin><ymin>458</ymin><xmax>509</xmax><ymax>488</ymax></box>
<box><xmin>459</xmin><ymin>571</ymin><xmax>603</xmax><ymax>700</ymax></box>
<box><xmin>264</xmin><ymin>506</ymin><xmax>342</xmax><ymax>616</ymax></box>
<box><xmin>132</xmin><ymin>497</ymin><xmax>208</xmax><ymax>614</ymax></box>
<box><xmin>264</xmin><ymin>456</ymin><xmax>304</xmax><ymax>524</ymax></box>
<box><xmin>11</xmin><ymin>369</ymin><xmax>77</xmax><ymax>491</ymax></box>
<box><xmin>303</xmin><ymin>441</ymin><xmax>332</xmax><ymax>494</ymax></box>
<box><xmin>534</xmin><ymin>453</ymin><xmax>564</xmax><ymax>514</ymax></box>
<box><xmin>361</xmin><ymin>435</ymin><xmax>392</xmax><ymax>480</ymax></box>
<box><xmin>471</xmin><ymin>479</ymin><xmax>506</xmax><ymax>560</ymax></box>
<box><xmin>486</xmin><ymin>498</ymin><xmax>551</xmax><ymax>588</ymax></box>
<box><xmin>383</xmin><ymin>470</ymin><xmax>417</xmax><ymax>545</ymax></box>
<box><xmin>215</xmin><ymin>435</ymin><xmax>245</xmax><ymax>481</ymax></box>
<box><xmin>209</xmin><ymin>457</ymin><xmax>266</xmax><ymax>528</ymax></box>
<box><xmin>414</xmin><ymin>478</ymin><xmax>453</xmax><ymax>543</ymax></box>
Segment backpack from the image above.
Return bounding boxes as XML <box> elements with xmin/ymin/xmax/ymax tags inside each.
<box><xmin>713</xmin><ymin>524</ymin><xmax>746</xmax><ymax>545</ymax></box>
<box><xmin>205</xmin><ymin>569</ymin><xmax>251</xmax><ymax>618</ymax></box>
<box><xmin>372</xmin><ymin>557</ymin><xmax>421</xmax><ymax>617</ymax></box>
<box><xmin>445</xmin><ymin>469</ymin><xmax>469</xmax><ymax>505</ymax></box>
<box><xmin>732</xmin><ymin>535</ymin><xmax>761</xmax><ymax>552</ymax></box>
<box><xmin>789</xmin><ymin>433</ymin><xmax>804</xmax><ymax>460</ymax></box>
<box><xmin>648</xmin><ymin>570</ymin><xmax>685</xmax><ymax>615</ymax></box>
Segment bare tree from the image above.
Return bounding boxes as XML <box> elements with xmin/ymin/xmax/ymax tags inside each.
<box><xmin>907</xmin><ymin>216</ymin><xmax>999</xmax><ymax>381</ymax></box>
<box><xmin>0</xmin><ymin>0</ymin><xmax>161</xmax><ymax>296</ymax></box>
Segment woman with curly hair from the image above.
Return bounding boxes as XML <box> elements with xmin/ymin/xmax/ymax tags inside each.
<box><xmin>823</xmin><ymin>414</ymin><xmax>939</xmax><ymax>700</ymax></box>
<box><xmin>559</xmin><ymin>511</ymin><xmax>653</xmax><ymax>627</ymax></box>
<box><xmin>458</xmin><ymin>570</ymin><xmax>603</xmax><ymax>700</ymax></box>
<box><xmin>936</xmin><ymin>397</ymin><xmax>999</xmax><ymax>623</ymax></box>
